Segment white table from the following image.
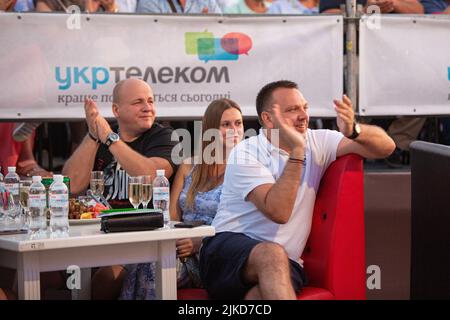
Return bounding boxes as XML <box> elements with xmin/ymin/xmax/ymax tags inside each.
<box><xmin>0</xmin><ymin>223</ymin><xmax>215</xmax><ymax>300</ymax></box>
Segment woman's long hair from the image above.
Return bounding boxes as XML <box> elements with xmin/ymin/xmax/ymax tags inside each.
<box><xmin>185</xmin><ymin>98</ymin><xmax>242</xmax><ymax>209</ymax></box>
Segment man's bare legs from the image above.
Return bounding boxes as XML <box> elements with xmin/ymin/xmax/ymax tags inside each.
<box><xmin>242</xmin><ymin>242</ymin><xmax>296</xmax><ymax>300</ymax></box>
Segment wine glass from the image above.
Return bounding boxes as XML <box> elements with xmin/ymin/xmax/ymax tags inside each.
<box><xmin>128</xmin><ymin>176</ymin><xmax>142</xmax><ymax>209</ymax></box>
<box><xmin>90</xmin><ymin>171</ymin><xmax>104</xmax><ymax>197</ymax></box>
<box><xmin>140</xmin><ymin>175</ymin><xmax>153</xmax><ymax>209</ymax></box>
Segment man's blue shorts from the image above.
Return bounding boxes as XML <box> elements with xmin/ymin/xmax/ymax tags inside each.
<box><xmin>199</xmin><ymin>232</ymin><xmax>307</xmax><ymax>299</ymax></box>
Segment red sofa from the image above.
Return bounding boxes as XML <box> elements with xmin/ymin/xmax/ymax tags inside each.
<box><xmin>178</xmin><ymin>154</ymin><xmax>366</xmax><ymax>300</ymax></box>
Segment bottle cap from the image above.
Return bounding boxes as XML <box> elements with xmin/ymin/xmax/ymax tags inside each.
<box><xmin>7</xmin><ymin>167</ymin><xmax>16</xmax><ymax>173</ymax></box>
<box><xmin>156</xmin><ymin>169</ymin><xmax>165</xmax><ymax>177</ymax></box>
<box><xmin>32</xmin><ymin>176</ymin><xmax>42</xmax><ymax>182</ymax></box>
<box><xmin>53</xmin><ymin>174</ymin><xmax>63</xmax><ymax>182</ymax></box>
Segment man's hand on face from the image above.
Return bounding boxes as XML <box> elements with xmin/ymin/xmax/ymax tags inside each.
<box><xmin>334</xmin><ymin>95</ymin><xmax>355</xmax><ymax>138</ymax></box>
<box><xmin>269</xmin><ymin>104</ymin><xmax>306</xmax><ymax>153</ymax></box>
<box><xmin>84</xmin><ymin>98</ymin><xmax>99</xmax><ymax>139</ymax></box>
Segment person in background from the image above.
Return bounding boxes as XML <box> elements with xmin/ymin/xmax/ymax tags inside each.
<box><xmin>34</xmin><ymin>0</ymin><xmax>136</xmax><ymax>12</ymax></box>
<box><xmin>36</xmin><ymin>0</ymin><xmax>84</xmax><ymax>11</ymax></box>
<box><xmin>319</xmin><ymin>0</ymin><xmax>424</xmax><ymax>14</ymax></box>
<box><xmin>433</xmin><ymin>0</ymin><xmax>450</xmax><ymax>12</ymax></box>
<box><xmin>445</xmin><ymin>1</ymin><xmax>450</xmax><ymax>12</ymax></box>
<box><xmin>224</xmin><ymin>0</ymin><xmax>271</xmax><ymax>13</ymax></box>
<box><xmin>268</xmin><ymin>0</ymin><xmax>319</xmax><ymax>14</ymax></box>
<box><xmin>0</xmin><ymin>123</ymin><xmax>52</xmax><ymax>177</ymax></box>
<box><xmin>137</xmin><ymin>0</ymin><xmax>222</xmax><ymax>14</ymax></box>
<box><xmin>0</xmin><ymin>0</ymin><xmax>16</xmax><ymax>10</ymax></box>
<box><xmin>115</xmin><ymin>0</ymin><xmax>137</xmax><ymax>12</ymax></box>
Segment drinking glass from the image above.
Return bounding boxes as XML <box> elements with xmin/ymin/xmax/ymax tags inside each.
<box><xmin>0</xmin><ymin>183</ymin><xmax>17</xmax><ymax>225</ymax></box>
<box><xmin>140</xmin><ymin>175</ymin><xmax>153</xmax><ymax>209</ymax></box>
<box><xmin>90</xmin><ymin>171</ymin><xmax>104</xmax><ymax>197</ymax></box>
<box><xmin>128</xmin><ymin>176</ymin><xmax>142</xmax><ymax>209</ymax></box>
<box><xmin>0</xmin><ymin>185</ymin><xmax>18</xmax><ymax>227</ymax></box>
<box><xmin>19</xmin><ymin>178</ymin><xmax>32</xmax><ymax>229</ymax></box>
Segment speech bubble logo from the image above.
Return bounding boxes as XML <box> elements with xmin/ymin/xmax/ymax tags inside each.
<box><xmin>198</xmin><ymin>38</ymin><xmax>238</xmax><ymax>63</ymax></box>
<box><xmin>221</xmin><ymin>32</ymin><xmax>252</xmax><ymax>55</ymax></box>
<box><xmin>185</xmin><ymin>31</ymin><xmax>252</xmax><ymax>62</ymax></box>
<box><xmin>185</xmin><ymin>31</ymin><xmax>214</xmax><ymax>55</ymax></box>
<box><xmin>197</xmin><ymin>37</ymin><xmax>216</xmax><ymax>56</ymax></box>
<box><xmin>220</xmin><ymin>37</ymin><xmax>239</xmax><ymax>55</ymax></box>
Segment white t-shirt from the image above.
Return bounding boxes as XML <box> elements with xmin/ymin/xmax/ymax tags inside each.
<box><xmin>212</xmin><ymin>128</ymin><xmax>344</xmax><ymax>262</ymax></box>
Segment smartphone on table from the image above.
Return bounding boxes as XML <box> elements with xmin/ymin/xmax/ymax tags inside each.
<box><xmin>174</xmin><ymin>220</ymin><xmax>204</xmax><ymax>228</ymax></box>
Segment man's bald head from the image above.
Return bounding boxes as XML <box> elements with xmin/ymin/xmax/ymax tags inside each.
<box><xmin>112</xmin><ymin>79</ymin><xmax>152</xmax><ymax>104</ymax></box>
<box><xmin>111</xmin><ymin>78</ymin><xmax>156</xmax><ymax>136</ymax></box>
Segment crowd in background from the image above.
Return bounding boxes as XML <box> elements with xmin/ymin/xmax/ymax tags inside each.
<box><xmin>1</xmin><ymin>0</ymin><xmax>449</xmax><ymax>15</ymax></box>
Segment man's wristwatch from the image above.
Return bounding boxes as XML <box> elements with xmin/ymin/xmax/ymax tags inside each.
<box><xmin>347</xmin><ymin>122</ymin><xmax>361</xmax><ymax>140</ymax></box>
<box><xmin>104</xmin><ymin>132</ymin><xmax>120</xmax><ymax>147</ymax></box>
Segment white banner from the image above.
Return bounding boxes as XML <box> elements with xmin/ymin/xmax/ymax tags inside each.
<box><xmin>0</xmin><ymin>13</ymin><xmax>343</xmax><ymax>120</ymax></box>
<box><xmin>359</xmin><ymin>15</ymin><xmax>450</xmax><ymax>116</ymax></box>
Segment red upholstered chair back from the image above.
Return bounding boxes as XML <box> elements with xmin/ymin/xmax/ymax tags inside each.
<box><xmin>301</xmin><ymin>154</ymin><xmax>366</xmax><ymax>299</ymax></box>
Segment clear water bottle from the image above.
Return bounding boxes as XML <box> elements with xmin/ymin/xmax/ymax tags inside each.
<box><xmin>4</xmin><ymin>167</ymin><xmax>20</xmax><ymax>222</ymax></box>
<box><xmin>28</xmin><ymin>176</ymin><xmax>47</xmax><ymax>239</ymax></box>
<box><xmin>49</xmin><ymin>174</ymin><xmax>69</xmax><ymax>238</ymax></box>
<box><xmin>152</xmin><ymin>169</ymin><xmax>170</xmax><ymax>226</ymax></box>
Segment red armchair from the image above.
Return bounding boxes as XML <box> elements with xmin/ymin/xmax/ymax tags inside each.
<box><xmin>178</xmin><ymin>154</ymin><xmax>366</xmax><ymax>300</ymax></box>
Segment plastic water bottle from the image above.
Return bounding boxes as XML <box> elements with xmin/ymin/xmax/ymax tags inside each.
<box><xmin>153</xmin><ymin>169</ymin><xmax>170</xmax><ymax>226</ymax></box>
<box><xmin>49</xmin><ymin>174</ymin><xmax>69</xmax><ymax>238</ymax></box>
<box><xmin>4</xmin><ymin>167</ymin><xmax>20</xmax><ymax>222</ymax></box>
<box><xmin>5</xmin><ymin>167</ymin><xmax>19</xmax><ymax>199</ymax></box>
<box><xmin>28</xmin><ymin>176</ymin><xmax>47</xmax><ymax>239</ymax></box>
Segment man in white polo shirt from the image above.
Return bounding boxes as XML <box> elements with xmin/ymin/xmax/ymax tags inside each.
<box><xmin>199</xmin><ymin>80</ymin><xmax>395</xmax><ymax>300</ymax></box>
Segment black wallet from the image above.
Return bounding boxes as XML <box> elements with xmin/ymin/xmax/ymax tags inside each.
<box><xmin>100</xmin><ymin>210</ymin><xmax>164</xmax><ymax>233</ymax></box>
